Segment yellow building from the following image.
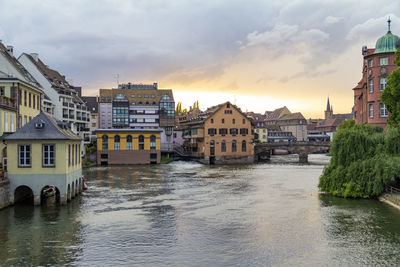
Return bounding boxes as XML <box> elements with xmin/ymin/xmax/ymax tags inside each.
<box><xmin>96</xmin><ymin>129</ymin><xmax>161</xmax><ymax>165</ymax></box>
<box><xmin>3</xmin><ymin>112</ymin><xmax>82</xmax><ymax>205</ymax></box>
<box><xmin>180</xmin><ymin>102</ymin><xmax>254</xmax><ymax>164</ymax></box>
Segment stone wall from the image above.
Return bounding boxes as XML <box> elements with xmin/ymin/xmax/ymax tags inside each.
<box><xmin>0</xmin><ymin>179</ymin><xmax>11</xmax><ymax>210</ymax></box>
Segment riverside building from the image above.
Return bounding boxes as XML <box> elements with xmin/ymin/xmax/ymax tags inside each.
<box><xmin>353</xmin><ymin>19</ymin><xmax>398</xmax><ymax>129</ymax></box>
<box><xmin>179</xmin><ymin>102</ymin><xmax>254</xmax><ymax>164</ymax></box>
<box><xmin>98</xmin><ymin>82</ymin><xmax>175</xmax><ymax>154</ymax></box>
<box><xmin>95</xmin><ymin>129</ymin><xmax>161</xmax><ymax>165</ymax></box>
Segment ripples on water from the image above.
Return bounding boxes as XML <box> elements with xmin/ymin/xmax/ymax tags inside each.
<box><xmin>1</xmin><ymin>154</ymin><xmax>400</xmax><ymax>266</ymax></box>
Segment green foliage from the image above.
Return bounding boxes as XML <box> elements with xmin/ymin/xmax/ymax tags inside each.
<box><xmin>381</xmin><ymin>48</ymin><xmax>400</xmax><ymax>127</ymax></box>
<box><xmin>336</xmin><ymin>119</ymin><xmax>355</xmax><ymax>131</ymax></box>
<box><xmin>318</xmin><ymin>123</ymin><xmax>400</xmax><ymax>198</ymax></box>
<box><xmin>161</xmin><ymin>156</ymin><xmax>173</xmax><ymax>163</ymax></box>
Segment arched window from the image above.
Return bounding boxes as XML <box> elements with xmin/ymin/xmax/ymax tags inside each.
<box><xmin>139</xmin><ymin>135</ymin><xmax>144</xmax><ymax>150</ymax></box>
<box><xmin>232</xmin><ymin>140</ymin><xmax>237</xmax><ymax>152</ymax></box>
<box><xmin>127</xmin><ymin>135</ymin><xmax>132</xmax><ymax>150</ymax></box>
<box><xmin>102</xmin><ymin>135</ymin><xmax>108</xmax><ymax>150</ymax></box>
<box><xmin>242</xmin><ymin>140</ymin><xmax>246</xmax><ymax>152</ymax></box>
<box><xmin>150</xmin><ymin>135</ymin><xmax>156</xmax><ymax>149</ymax></box>
<box><xmin>221</xmin><ymin>140</ymin><xmax>226</xmax><ymax>152</ymax></box>
<box><xmin>114</xmin><ymin>135</ymin><xmax>120</xmax><ymax>150</ymax></box>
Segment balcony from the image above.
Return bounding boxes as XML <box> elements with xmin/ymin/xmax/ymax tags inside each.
<box><xmin>0</xmin><ymin>96</ymin><xmax>17</xmax><ymax>110</ymax></box>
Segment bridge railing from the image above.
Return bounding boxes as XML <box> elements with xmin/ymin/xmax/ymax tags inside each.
<box><xmin>387</xmin><ymin>185</ymin><xmax>400</xmax><ymax>194</ymax></box>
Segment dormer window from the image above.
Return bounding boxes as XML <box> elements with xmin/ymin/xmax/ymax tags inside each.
<box><xmin>116</xmin><ymin>93</ymin><xmax>125</xmax><ymax>99</ymax></box>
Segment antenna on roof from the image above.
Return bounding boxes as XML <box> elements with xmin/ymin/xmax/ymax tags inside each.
<box><xmin>115</xmin><ymin>74</ymin><xmax>119</xmax><ymax>87</ymax></box>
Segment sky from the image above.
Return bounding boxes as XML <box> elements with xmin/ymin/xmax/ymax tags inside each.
<box><xmin>1</xmin><ymin>0</ymin><xmax>400</xmax><ymax>118</ymax></box>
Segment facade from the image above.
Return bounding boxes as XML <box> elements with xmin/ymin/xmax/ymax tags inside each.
<box><xmin>277</xmin><ymin>112</ymin><xmax>307</xmax><ymax>141</ymax></box>
<box><xmin>98</xmin><ymin>83</ymin><xmax>175</xmax><ymax>152</ymax></box>
<box><xmin>353</xmin><ymin>19</ymin><xmax>398</xmax><ymax>129</ymax></box>
<box><xmin>3</xmin><ymin>112</ymin><xmax>82</xmax><ymax>205</ymax></box>
<box><xmin>180</xmin><ymin>102</ymin><xmax>254</xmax><ymax>164</ymax></box>
<box><xmin>95</xmin><ymin>129</ymin><xmax>161</xmax><ymax>165</ymax></box>
<box><xmin>18</xmin><ymin>53</ymin><xmax>90</xmax><ymax>141</ymax></box>
<box><xmin>82</xmin><ymin>96</ymin><xmax>99</xmax><ymax>141</ymax></box>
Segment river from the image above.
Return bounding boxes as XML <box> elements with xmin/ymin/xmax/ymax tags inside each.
<box><xmin>1</xmin><ymin>154</ymin><xmax>400</xmax><ymax>266</ymax></box>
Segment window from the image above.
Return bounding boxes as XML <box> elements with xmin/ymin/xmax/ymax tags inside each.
<box><xmin>242</xmin><ymin>119</ymin><xmax>245</xmax><ymax>124</ymax></box>
<box><xmin>43</xmin><ymin>144</ymin><xmax>55</xmax><ymax>167</ymax></box>
<box><xmin>139</xmin><ymin>135</ymin><xmax>144</xmax><ymax>150</ymax></box>
<box><xmin>151</xmin><ymin>94</ymin><xmax>155</xmax><ymax>98</ymax></box>
<box><xmin>222</xmin><ymin>118</ymin><xmax>225</xmax><ymax>124</ymax></box>
<box><xmin>150</xmin><ymin>135</ymin><xmax>156</xmax><ymax>149</ymax></box>
<box><xmin>18</xmin><ymin>145</ymin><xmax>31</xmax><ymax>167</ymax></box>
<box><xmin>219</xmin><ymin>128</ymin><xmax>228</xmax><ymax>136</ymax></box>
<box><xmin>102</xmin><ymin>135</ymin><xmax>108</xmax><ymax>150</ymax></box>
<box><xmin>221</xmin><ymin>140</ymin><xmax>226</xmax><ymax>152</ymax></box>
<box><xmin>79</xmin><ymin>144</ymin><xmax>81</xmax><ymax>164</ymax></box>
<box><xmin>379</xmin><ymin>57</ymin><xmax>388</xmax><ymax>66</ymax></box>
<box><xmin>10</xmin><ymin>113</ymin><xmax>14</xmax><ymax>132</ymax></box>
<box><xmin>18</xmin><ymin>115</ymin><xmax>22</xmax><ymax>128</ymax></box>
<box><xmin>127</xmin><ymin>135</ymin><xmax>132</xmax><ymax>150</ymax></box>
<box><xmin>24</xmin><ymin>91</ymin><xmax>27</xmax><ymax>106</ymax></box>
<box><xmin>380</xmin><ymin>103</ymin><xmax>388</xmax><ymax>117</ymax></box>
<box><xmin>232</xmin><ymin>119</ymin><xmax>235</xmax><ymax>124</ymax></box>
<box><xmin>114</xmin><ymin>135</ymin><xmax>120</xmax><ymax>150</ymax></box>
<box><xmin>368</xmin><ymin>59</ymin><xmax>373</xmax><ymax>67</ymax></box>
<box><xmin>29</xmin><ymin>93</ymin><xmax>31</xmax><ymax>108</ymax></box>
<box><xmin>130</xmin><ymin>94</ymin><xmax>135</xmax><ymax>98</ymax></box>
<box><xmin>380</xmin><ymin>77</ymin><xmax>387</xmax><ymax>91</ymax></box>
<box><xmin>33</xmin><ymin>94</ymin><xmax>35</xmax><ymax>108</ymax></box>
<box><xmin>230</xmin><ymin>128</ymin><xmax>238</xmax><ymax>135</ymax></box>
<box><xmin>116</xmin><ymin>93</ymin><xmax>125</xmax><ymax>99</ymax></box>
<box><xmin>24</xmin><ymin>116</ymin><xmax>27</xmax><ymax>125</ymax></box>
<box><xmin>369</xmin><ymin>79</ymin><xmax>374</xmax><ymax>93</ymax></box>
<box><xmin>72</xmin><ymin>143</ymin><xmax>74</xmax><ymax>165</ymax></box>
<box><xmin>161</xmin><ymin>94</ymin><xmax>170</xmax><ymax>100</ymax></box>
<box><xmin>242</xmin><ymin>140</ymin><xmax>246</xmax><ymax>152</ymax></box>
<box><xmin>18</xmin><ymin>89</ymin><xmax>21</xmax><ymax>105</ymax></box>
<box><xmin>4</xmin><ymin>112</ymin><xmax>8</xmax><ymax>132</ymax></box>
<box><xmin>144</xmin><ymin>94</ymin><xmax>149</xmax><ymax>98</ymax></box>
<box><xmin>232</xmin><ymin>140</ymin><xmax>237</xmax><ymax>152</ymax></box>
<box><xmin>240</xmin><ymin>128</ymin><xmax>249</xmax><ymax>135</ymax></box>
<box><xmin>208</xmin><ymin>128</ymin><xmax>216</xmax><ymax>136</ymax></box>
<box><xmin>369</xmin><ymin>103</ymin><xmax>374</xmax><ymax>118</ymax></box>
<box><xmin>37</xmin><ymin>95</ymin><xmax>40</xmax><ymax>110</ymax></box>
<box><xmin>211</xmin><ymin>119</ymin><xmax>214</xmax><ymax>123</ymax></box>
<box><xmin>68</xmin><ymin>145</ymin><xmax>71</xmax><ymax>166</ymax></box>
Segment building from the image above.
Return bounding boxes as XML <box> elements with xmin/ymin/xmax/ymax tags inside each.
<box><xmin>95</xmin><ymin>129</ymin><xmax>161</xmax><ymax>165</ymax></box>
<box><xmin>81</xmin><ymin>96</ymin><xmax>99</xmax><ymax>141</ymax></box>
<box><xmin>3</xmin><ymin>112</ymin><xmax>82</xmax><ymax>205</ymax></box>
<box><xmin>180</xmin><ymin>102</ymin><xmax>254</xmax><ymax>164</ymax></box>
<box><xmin>353</xmin><ymin>19</ymin><xmax>398</xmax><ymax>129</ymax></box>
<box><xmin>18</xmin><ymin>53</ymin><xmax>90</xmax><ymax>141</ymax></box>
<box><xmin>324</xmin><ymin>97</ymin><xmax>353</xmax><ymax>120</ymax></box>
<box><xmin>98</xmin><ymin>82</ymin><xmax>175</xmax><ymax>152</ymax></box>
<box><xmin>277</xmin><ymin>112</ymin><xmax>307</xmax><ymax>141</ymax></box>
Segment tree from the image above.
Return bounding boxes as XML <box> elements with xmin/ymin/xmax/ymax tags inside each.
<box><xmin>381</xmin><ymin>48</ymin><xmax>400</xmax><ymax>127</ymax></box>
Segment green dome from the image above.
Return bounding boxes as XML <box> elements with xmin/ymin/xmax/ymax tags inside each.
<box><xmin>374</xmin><ymin>19</ymin><xmax>400</xmax><ymax>54</ymax></box>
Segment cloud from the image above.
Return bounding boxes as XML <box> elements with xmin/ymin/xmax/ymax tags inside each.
<box><xmin>346</xmin><ymin>14</ymin><xmax>400</xmax><ymax>41</ymax></box>
<box><xmin>324</xmin><ymin>16</ymin><xmax>343</xmax><ymax>25</ymax></box>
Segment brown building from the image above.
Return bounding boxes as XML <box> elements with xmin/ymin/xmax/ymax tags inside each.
<box><xmin>353</xmin><ymin>19</ymin><xmax>398</xmax><ymax>129</ymax></box>
<box><xmin>180</xmin><ymin>102</ymin><xmax>254</xmax><ymax>164</ymax></box>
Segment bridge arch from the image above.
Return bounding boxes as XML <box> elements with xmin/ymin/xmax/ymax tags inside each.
<box><xmin>14</xmin><ymin>185</ymin><xmax>34</xmax><ymax>205</ymax></box>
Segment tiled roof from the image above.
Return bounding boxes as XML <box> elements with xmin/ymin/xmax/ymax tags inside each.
<box><xmin>264</xmin><ymin>106</ymin><xmax>290</xmax><ymax>120</ymax></box>
<box><xmin>23</xmin><ymin>53</ymin><xmax>73</xmax><ymax>91</ymax></box>
<box><xmin>316</xmin><ymin>118</ymin><xmax>345</xmax><ymax>128</ymax></box>
<box><xmin>278</xmin><ymin>112</ymin><xmax>306</xmax><ymax>121</ymax></box>
<box><xmin>0</xmin><ymin>44</ymin><xmax>41</xmax><ymax>87</ymax></box>
<box><xmin>3</xmin><ymin>112</ymin><xmax>80</xmax><ymax>140</ymax></box>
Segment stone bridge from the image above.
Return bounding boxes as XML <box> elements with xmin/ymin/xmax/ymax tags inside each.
<box><xmin>255</xmin><ymin>141</ymin><xmax>330</xmax><ymax>163</ymax></box>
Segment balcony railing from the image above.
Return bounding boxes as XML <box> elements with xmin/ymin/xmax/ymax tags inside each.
<box><xmin>0</xmin><ymin>96</ymin><xmax>17</xmax><ymax>109</ymax></box>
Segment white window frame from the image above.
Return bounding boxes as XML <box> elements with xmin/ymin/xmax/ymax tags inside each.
<box><xmin>379</xmin><ymin>57</ymin><xmax>388</xmax><ymax>66</ymax></box>
<box><xmin>380</xmin><ymin>103</ymin><xmax>389</xmax><ymax>117</ymax></box>
<box><xmin>380</xmin><ymin>77</ymin><xmax>387</xmax><ymax>91</ymax></box>
<box><xmin>4</xmin><ymin>112</ymin><xmax>8</xmax><ymax>132</ymax></box>
<box><xmin>369</xmin><ymin>79</ymin><xmax>374</xmax><ymax>93</ymax></box>
<box><xmin>18</xmin><ymin>144</ymin><xmax>31</xmax><ymax>167</ymax></box>
<box><xmin>369</xmin><ymin>103</ymin><xmax>374</xmax><ymax>118</ymax></box>
<box><xmin>43</xmin><ymin>144</ymin><xmax>55</xmax><ymax>167</ymax></box>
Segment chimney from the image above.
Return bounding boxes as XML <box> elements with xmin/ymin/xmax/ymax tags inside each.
<box><xmin>6</xmin><ymin>46</ymin><xmax>13</xmax><ymax>56</ymax></box>
<box><xmin>30</xmin><ymin>53</ymin><xmax>39</xmax><ymax>62</ymax></box>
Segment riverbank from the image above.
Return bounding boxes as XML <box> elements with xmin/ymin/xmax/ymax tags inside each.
<box><xmin>379</xmin><ymin>193</ymin><xmax>400</xmax><ymax>211</ymax></box>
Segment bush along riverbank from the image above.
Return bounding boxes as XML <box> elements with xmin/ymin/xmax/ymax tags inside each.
<box><xmin>318</xmin><ymin>122</ymin><xmax>400</xmax><ymax>198</ymax></box>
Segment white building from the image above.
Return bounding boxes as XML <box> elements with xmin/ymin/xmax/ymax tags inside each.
<box><xmin>18</xmin><ymin>53</ymin><xmax>90</xmax><ymax>142</ymax></box>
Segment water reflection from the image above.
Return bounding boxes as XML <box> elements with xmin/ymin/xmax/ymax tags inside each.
<box><xmin>1</xmin><ymin>157</ymin><xmax>400</xmax><ymax>266</ymax></box>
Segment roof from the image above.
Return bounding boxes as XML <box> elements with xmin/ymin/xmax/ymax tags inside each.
<box><xmin>278</xmin><ymin>112</ymin><xmax>306</xmax><ymax>121</ymax></box>
<box><xmin>0</xmin><ymin>43</ymin><xmax>41</xmax><ymax>88</ymax></box>
<box><xmin>22</xmin><ymin>53</ymin><xmax>74</xmax><ymax>91</ymax></box>
<box><xmin>82</xmin><ymin>96</ymin><xmax>98</xmax><ymax>113</ymax></box>
<box><xmin>264</xmin><ymin>106</ymin><xmax>290</xmax><ymax>120</ymax></box>
<box><xmin>316</xmin><ymin>118</ymin><xmax>345</xmax><ymax>128</ymax></box>
<box><xmin>374</xmin><ymin>19</ymin><xmax>399</xmax><ymax>54</ymax></box>
<box><xmin>3</xmin><ymin>112</ymin><xmax>81</xmax><ymax>141</ymax></box>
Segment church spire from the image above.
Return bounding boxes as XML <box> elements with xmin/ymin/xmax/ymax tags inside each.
<box><xmin>326</xmin><ymin>97</ymin><xmax>331</xmax><ymax>112</ymax></box>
